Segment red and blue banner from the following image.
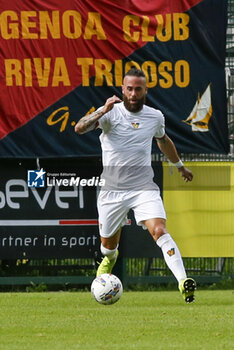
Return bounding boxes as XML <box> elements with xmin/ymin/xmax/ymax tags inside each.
<box><xmin>0</xmin><ymin>0</ymin><xmax>229</xmax><ymax>157</ymax></box>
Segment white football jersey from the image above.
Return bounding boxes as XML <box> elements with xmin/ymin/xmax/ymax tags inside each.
<box><xmin>98</xmin><ymin>102</ymin><xmax>165</xmax><ymax>190</ymax></box>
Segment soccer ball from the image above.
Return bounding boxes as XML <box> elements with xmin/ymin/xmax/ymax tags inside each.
<box><xmin>91</xmin><ymin>273</ymin><xmax>123</xmax><ymax>305</ymax></box>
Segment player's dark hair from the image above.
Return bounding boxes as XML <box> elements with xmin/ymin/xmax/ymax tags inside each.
<box><xmin>124</xmin><ymin>67</ymin><xmax>146</xmax><ymax>78</ymax></box>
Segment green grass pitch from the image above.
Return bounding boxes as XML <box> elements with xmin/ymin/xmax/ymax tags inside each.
<box><xmin>0</xmin><ymin>290</ymin><xmax>233</xmax><ymax>350</ymax></box>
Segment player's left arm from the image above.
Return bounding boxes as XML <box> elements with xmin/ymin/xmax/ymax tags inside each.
<box><xmin>156</xmin><ymin>134</ymin><xmax>193</xmax><ymax>182</ymax></box>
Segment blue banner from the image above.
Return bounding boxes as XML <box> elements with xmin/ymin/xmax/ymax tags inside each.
<box><xmin>0</xmin><ymin>0</ymin><xmax>229</xmax><ymax>157</ymax></box>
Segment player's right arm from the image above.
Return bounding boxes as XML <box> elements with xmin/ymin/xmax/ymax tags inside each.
<box><xmin>74</xmin><ymin>95</ymin><xmax>121</xmax><ymax>134</ymax></box>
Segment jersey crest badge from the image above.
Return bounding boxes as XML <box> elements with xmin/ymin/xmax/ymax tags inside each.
<box><xmin>131</xmin><ymin>122</ymin><xmax>139</xmax><ymax>129</ymax></box>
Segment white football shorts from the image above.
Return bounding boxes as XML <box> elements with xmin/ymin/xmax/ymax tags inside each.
<box><xmin>97</xmin><ymin>190</ymin><xmax>166</xmax><ymax>238</ymax></box>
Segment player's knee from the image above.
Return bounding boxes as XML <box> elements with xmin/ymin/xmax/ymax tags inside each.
<box><xmin>152</xmin><ymin>226</ymin><xmax>167</xmax><ymax>241</ymax></box>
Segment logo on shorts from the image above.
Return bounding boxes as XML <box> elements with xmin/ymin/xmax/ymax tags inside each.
<box><xmin>167</xmin><ymin>248</ymin><xmax>175</xmax><ymax>256</ymax></box>
<box><xmin>131</xmin><ymin>122</ymin><xmax>139</xmax><ymax>129</ymax></box>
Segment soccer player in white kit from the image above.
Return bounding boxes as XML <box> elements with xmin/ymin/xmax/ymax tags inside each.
<box><xmin>75</xmin><ymin>68</ymin><xmax>196</xmax><ymax>303</ymax></box>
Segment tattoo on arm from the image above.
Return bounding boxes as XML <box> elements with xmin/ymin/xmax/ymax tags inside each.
<box><xmin>156</xmin><ymin>133</ymin><xmax>180</xmax><ymax>163</ymax></box>
<box><xmin>75</xmin><ymin>110</ymin><xmax>104</xmax><ymax>134</ymax></box>
<box><xmin>156</xmin><ymin>134</ymin><xmax>167</xmax><ymax>144</ymax></box>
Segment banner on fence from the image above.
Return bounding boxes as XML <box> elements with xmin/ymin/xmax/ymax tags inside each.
<box><xmin>164</xmin><ymin>162</ymin><xmax>234</xmax><ymax>257</ymax></box>
<box><xmin>0</xmin><ymin>159</ymin><xmax>233</xmax><ymax>259</ymax></box>
<box><xmin>0</xmin><ymin>0</ymin><xmax>229</xmax><ymax>157</ymax></box>
<box><xmin>0</xmin><ymin>159</ymin><xmax>163</xmax><ymax>259</ymax></box>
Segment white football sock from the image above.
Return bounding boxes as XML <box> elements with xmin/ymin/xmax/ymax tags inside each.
<box><xmin>156</xmin><ymin>233</ymin><xmax>187</xmax><ymax>282</ymax></box>
<box><xmin>100</xmin><ymin>244</ymin><xmax>118</xmax><ymax>260</ymax></box>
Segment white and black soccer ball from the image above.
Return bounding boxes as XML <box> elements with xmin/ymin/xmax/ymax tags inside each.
<box><xmin>91</xmin><ymin>273</ymin><xmax>123</xmax><ymax>305</ymax></box>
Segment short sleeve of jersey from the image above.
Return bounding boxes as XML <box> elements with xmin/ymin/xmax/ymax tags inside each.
<box><xmin>96</xmin><ymin>106</ymin><xmax>112</xmax><ymax>133</ymax></box>
<box><xmin>154</xmin><ymin>111</ymin><xmax>165</xmax><ymax>139</ymax></box>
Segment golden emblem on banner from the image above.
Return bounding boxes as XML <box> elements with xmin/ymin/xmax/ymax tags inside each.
<box><xmin>183</xmin><ymin>84</ymin><xmax>212</xmax><ymax>132</ymax></box>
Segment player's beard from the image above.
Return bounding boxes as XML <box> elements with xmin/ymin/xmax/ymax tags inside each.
<box><xmin>123</xmin><ymin>95</ymin><xmax>145</xmax><ymax>112</ymax></box>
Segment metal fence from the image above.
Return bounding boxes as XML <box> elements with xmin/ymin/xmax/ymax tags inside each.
<box><xmin>0</xmin><ymin>256</ymin><xmax>233</xmax><ymax>287</ymax></box>
<box><xmin>226</xmin><ymin>0</ymin><xmax>234</xmax><ymax>156</ymax></box>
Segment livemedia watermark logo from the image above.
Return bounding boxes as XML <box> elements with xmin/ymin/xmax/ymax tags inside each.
<box><xmin>27</xmin><ymin>169</ymin><xmax>105</xmax><ymax>188</ymax></box>
<box><xmin>27</xmin><ymin>169</ymin><xmax>46</xmax><ymax>188</ymax></box>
